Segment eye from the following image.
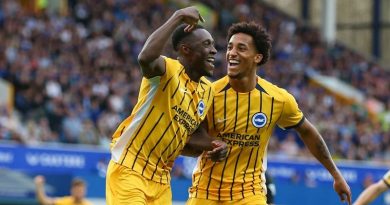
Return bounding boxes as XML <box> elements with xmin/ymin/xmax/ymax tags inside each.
<box><xmin>238</xmin><ymin>46</ymin><xmax>247</xmax><ymax>51</ymax></box>
<box><xmin>203</xmin><ymin>40</ymin><xmax>214</xmax><ymax>47</ymax></box>
<box><xmin>227</xmin><ymin>45</ymin><xmax>232</xmax><ymax>50</ymax></box>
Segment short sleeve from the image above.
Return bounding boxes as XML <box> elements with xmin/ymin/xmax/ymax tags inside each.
<box><xmin>161</xmin><ymin>56</ymin><xmax>182</xmax><ymax>81</ymax></box>
<box><xmin>277</xmin><ymin>90</ymin><xmax>304</xmax><ymax>129</ymax></box>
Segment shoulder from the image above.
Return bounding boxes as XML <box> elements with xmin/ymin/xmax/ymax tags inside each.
<box><xmin>162</xmin><ymin>56</ymin><xmax>182</xmax><ymax>70</ymax></box>
<box><xmin>160</xmin><ymin>56</ymin><xmax>184</xmax><ymax>79</ymax></box>
<box><xmin>54</xmin><ymin>196</ymin><xmax>72</xmax><ymax>203</ymax></box>
<box><xmin>258</xmin><ymin>77</ymin><xmax>295</xmax><ymax>101</ymax></box>
<box><xmin>212</xmin><ymin>76</ymin><xmax>230</xmax><ymax>94</ymax></box>
<box><xmin>199</xmin><ymin>76</ymin><xmax>214</xmax><ymax>86</ymax></box>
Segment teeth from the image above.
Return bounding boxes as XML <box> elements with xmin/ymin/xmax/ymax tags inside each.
<box><xmin>207</xmin><ymin>57</ymin><xmax>215</xmax><ymax>62</ymax></box>
<box><xmin>229</xmin><ymin>59</ymin><xmax>239</xmax><ymax>64</ymax></box>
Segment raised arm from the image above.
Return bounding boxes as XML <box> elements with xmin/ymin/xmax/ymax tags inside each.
<box><xmin>295</xmin><ymin>119</ymin><xmax>352</xmax><ymax>205</ymax></box>
<box><xmin>34</xmin><ymin>175</ymin><xmax>55</xmax><ymax>205</ymax></box>
<box><xmin>353</xmin><ymin>180</ymin><xmax>388</xmax><ymax>205</ymax></box>
<box><xmin>137</xmin><ymin>6</ymin><xmax>204</xmax><ymax>78</ymax></box>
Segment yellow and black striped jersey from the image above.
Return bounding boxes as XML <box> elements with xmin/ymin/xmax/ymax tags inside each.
<box><xmin>110</xmin><ymin>56</ymin><xmax>214</xmax><ymax>184</ymax></box>
<box><xmin>189</xmin><ymin>75</ymin><xmax>304</xmax><ymax>200</ymax></box>
<box><xmin>383</xmin><ymin>170</ymin><xmax>390</xmax><ymax>187</ymax></box>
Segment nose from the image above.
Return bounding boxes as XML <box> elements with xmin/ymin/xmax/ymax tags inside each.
<box><xmin>228</xmin><ymin>47</ymin><xmax>237</xmax><ymax>57</ymax></box>
<box><xmin>210</xmin><ymin>45</ymin><xmax>217</xmax><ymax>55</ymax></box>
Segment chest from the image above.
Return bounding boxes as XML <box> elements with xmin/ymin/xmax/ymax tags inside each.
<box><xmin>210</xmin><ymin>90</ymin><xmax>284</xmax><ymax>134</ymax></box>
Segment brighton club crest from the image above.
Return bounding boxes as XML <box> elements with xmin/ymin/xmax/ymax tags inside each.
<box><xmin>252</xmin><ymin>112</ymin><xmax>267</xmax><ymax>128</ymax></box>
<box><xmin>197</xmin><ymin>100</ymin><xmax>205</xmax><ymax>116</ymax></box>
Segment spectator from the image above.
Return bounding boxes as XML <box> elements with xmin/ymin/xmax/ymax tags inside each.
<box><xmin>34</xmin><ymin>175</ymin><xmax>92</xmax><ymax>205</ymax></box>
<box><xmin>0</xmin><ymin>0</ymin><xmax>388</xmax><ymax>163</ymax></box>
<box><xmin>353</xmin><ymin>171</ymin><xmax>390</xmax><ymax>205</ymax></box>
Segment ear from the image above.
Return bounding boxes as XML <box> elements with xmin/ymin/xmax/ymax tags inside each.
<box><xmin>180</xmin><ymin>44</ymin><xmax>191</xmax><ymax>55</ymax></box>
<box><xmin>254</xmin><ymin>54</ymin><xmax>263</xmax><ymax>64</ymax></box>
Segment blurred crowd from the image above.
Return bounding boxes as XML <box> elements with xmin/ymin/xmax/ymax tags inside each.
<box><xmin>0</xmin><ymin>0</ymin><xmax>389</xmax><ymax>163</ymax></box>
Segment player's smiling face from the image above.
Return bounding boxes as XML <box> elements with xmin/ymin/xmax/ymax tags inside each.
<box><xmin>226</xmin><ymin>33</ymin><xmax>262</xmax><ymax>79</ymax></box>
<box><xmin>187</xmin><ymin>29</ymin><xmax>217</xmax><ymax>78</ymax></box>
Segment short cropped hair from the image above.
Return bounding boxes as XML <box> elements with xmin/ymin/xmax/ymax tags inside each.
<box><xmin>227</xmin><ymin>22</ymin><xmax>271</xmax><ymax>65</ymax></box>
<box><xmin>172</xmin><ymin>24</ymin><xmax>204</xmax><ymax>51</ymax></box>
<box><xmin>71</xmin><ymin>178</ymin><xmax>86</xmax><ymax>187</ymax></box>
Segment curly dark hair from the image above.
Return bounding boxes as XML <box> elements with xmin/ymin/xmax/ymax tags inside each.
<box><xmin>172</xmin><ymin>24</ymin><xmax>204</xmax><ymax>51</ymax></box>
<box><xmin>227</xmin><ymin>21</ymin><xmax>271</xmax><ymax>65</ymax></box>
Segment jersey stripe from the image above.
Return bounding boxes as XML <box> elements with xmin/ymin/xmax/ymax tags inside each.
<box><xmin>233</xmin><ymin>92</ymin><xmax>238</xmax><ymax>132</ymax></box>
<box><xmin>141</xmin><ymin>121</ymin><xmax>172</xmax><ymax>175</ymax></box>
<box><xmin>212</xmin><ymin>98</ymin><xmax>216</xmax><ymax>129</ymax></box>
<box><xmin>150</xmin><ymin>127</ymin><xmax>180</xmax><ymax>181</ymax></box>
<box><xmin>162</xmin><ymin>67</ymin><xmax>184</xmax><ymax>91</ymax></box>
<box><xmin>218</xmin><ymin>146</ymin><xmax>233</xmax><ymax>200</ymax></box>
<box><xmin>120</xmin><ymin>106</ymin><xmax>155</xmax><ymax>164</ymax></box>
<box><xmin>251</xmin><ymin>147</ymin><xmax>260</xmax><ymax>195</ymax></box>
<box><xmin>189</xmin><ymin>75</ymin><xmax>303</xmax><ymax>201</ymax></box>
<box><xmin>194</xmin><ymin>158</ymin><xmax>208</xmax><ymax>198</ymax></box>
<box><xmin>205</xmin><ymin>159</ymin><xmax>215</xmax><ymax>199</ymax></box>
<box><xmin>166</xmin><ymin>130</ymin><xmax>187</xmax><ymax>161</ymax></box>
<box><xmin>111</xmin><ymin>57</ymin><xmax>214</xmax><ymax>185</ymax></box>
<box><xmin>242</xmin><ymin>147</ymin><xmax>254</xmax><ymax>198</ymax></box>
<box><xmin>186</xmin><ymin>98</ymin><xmax>194</xmax><ymax>111</ymax></box>
<box><xmin>223</xmin><ymin>91</ymin><xmax>227</xmax><ymax>131</ymax></box>
<box><xmin>245</xmin><ymin>92</ymin><xmax>251</xmax><ymax>132</ymax></box>
<box><xmin>257</xmin><ymin>157</ymin><xmax>264</xmax><ymax>193</ymax></box>
<box><xmin>179</xmin><ymin>80</ymin><xmax>189</xmax><ymax>105</ymax></box>
<box><xmin>257</xmin><ymin>91</ymin><xmax>263</xmax><ymax>133</ymax></box>
<box><xmin>111</xmin><ymin>76</ymin><xmax>160</xmax><ymax>163</ymax></box>
<box><xmin>230</xmin><ymin>147</ymin><xmax>244</xmax><ymax>200</ymax></box>
<box><xmin>171</xmin><ymin>80</ymin><xmax>180</xmax><ymax>99</ymax></box>
<box><xmin>207</xmin><ymin>87</ymin><xmax>212</xmax><ymax>102</ymax></box>
<box><xmin>132</xmin><ymin>113</ymin><xmax>164</xmax><ymax>169</ymax></box>
<box><xmin>267</xmin><ymin>97</ymin><xmax>274</xmax><ymax>129</ymax></box>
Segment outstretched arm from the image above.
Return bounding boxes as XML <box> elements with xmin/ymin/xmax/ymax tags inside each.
<box><xmin>353</xmin><ymin>180</ymin><xmax>388</xmax><ymax>205</ymax></box>
<box><xmin>137</xmin><ymin>6</ymin><xmax>204</xmax><ymax>78</ymax></box>
<box><xmin>34</xmin><ymin>175</ymin><xmax>54</xmax><ymax>205</ymax></box>
<box><xmin>295</xmin><ymin>119</ymin><xmax>352</xmax><ymax>205</ymax></box>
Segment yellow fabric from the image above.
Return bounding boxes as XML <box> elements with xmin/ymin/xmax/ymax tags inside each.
<box><xmin>54</xmin><ymin>196</ymin><xmax>91</xmax><ymax>205</ymax></box>
<box><xmin>106</xmin><ymin>161</ymin><xmax>172</xmax><ymax>205</ymax></box>
<box><xmin>383</xmin><ymin>170</ymin><xmax>390</xmax><ymax>186</ymax></box>
<box><xmin>187</xmin><ymin>194</ymin><xmax>266</xmax><ymax>205</ymax></box>
<box><xmin>189</xmin><ymin>76</ymin><xmax>303</xmax><ymax>201</ymax></box>
<box><xmin>109</xmin><ymin>56</ymin><xmax>214</xmax><ymax>185</ymax></box>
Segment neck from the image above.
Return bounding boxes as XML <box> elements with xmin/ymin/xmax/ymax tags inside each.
<box><xmin>229</xmin><ymin>74</ymin><xmax>257</xmax><ymax>93</ymax></box>
<box><xmin>74</xmin><ymin>197</ymin><xmax>82</xmax><ymax>203</ymax></box>
<box><xmin>178</xmin><ymin>57</ymin><xmax>201</xmax><ymax>82</ymax></box>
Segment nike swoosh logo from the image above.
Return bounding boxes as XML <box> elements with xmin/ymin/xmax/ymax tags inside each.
<box><xmin>179</xmin><ymin>88</ymin><xmax>191</xmax><ymax>94</ymax></box>
<box><xmin>217</xmin><ymin>118</ymin><xmax>228</xmax><ymax>123</ymax></box>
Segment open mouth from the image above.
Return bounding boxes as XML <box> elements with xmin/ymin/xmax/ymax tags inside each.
<box><xmin>228</xmin><ymin>59</ymin><xmax>240</xmax><ymax>67</ymax></box>
<box><xmin>206</xmin><ymin>57</ymin><xmax>215</xmax><ymax>67</ymax></box>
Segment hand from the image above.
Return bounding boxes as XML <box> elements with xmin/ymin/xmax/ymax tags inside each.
<box><xmin>175</xmin><ymin>6</ymin><xmax>205</xmax><ymax>32</ymax></box>
<box><xmin>34</xmin><ymin>175</ymin><xmax>45</xmax><ymax>186</ymax></box>
<box><xmin>206</xmin><ymin>140</ymin><xmax>228</xmax><ymax>162</ymax></box>
<box><xmin>333</xmin><ymin>177</ymin><xmax>352</xmax><ymax>205</ymax></box>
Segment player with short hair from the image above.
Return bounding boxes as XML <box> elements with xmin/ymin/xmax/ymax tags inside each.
<box><xmin>354</xmin><ymin>170</ymin><xmax>390</xmax><ymax>205</ymax></box>
<box><xmin>34</xmin><ymin>175</ymin><xmax>92</xmax><ymax>205</ymax></box>
<box><xmin>105</xmin><ymin>6</ymin><xmax>227</xmax><ymax>205</ymax></box>
<box><xmin>185</xmin><ymin>21</ymin><xmax>352</xmax><ymax>205</ymax></box>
